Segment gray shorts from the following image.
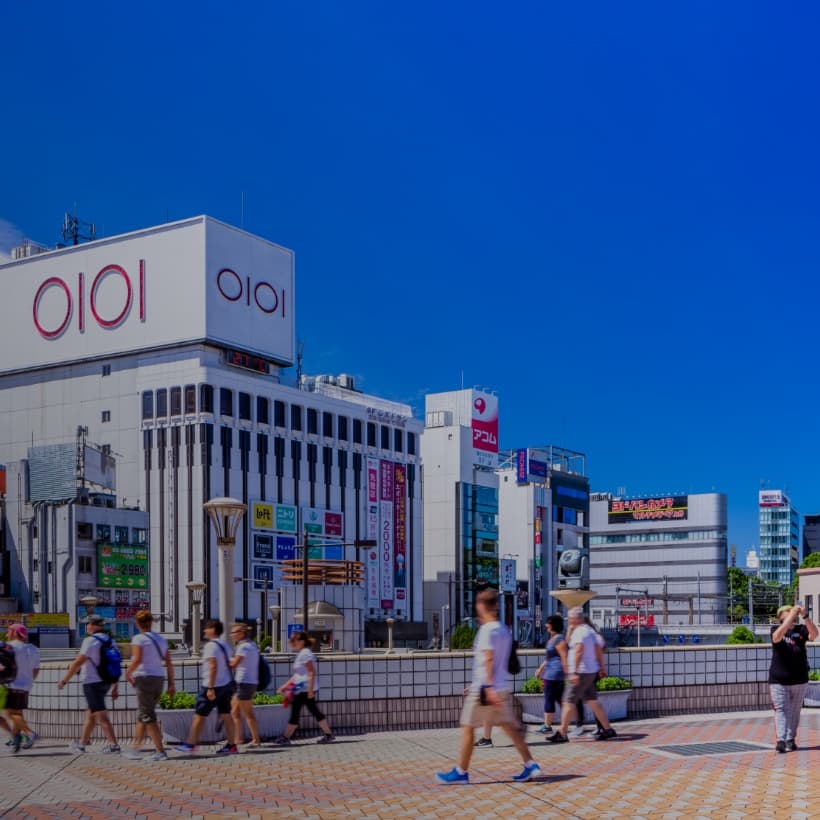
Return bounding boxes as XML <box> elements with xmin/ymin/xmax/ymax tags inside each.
<box><xmin>460</xmin><ymin>689</ymin><xmax>516</xmax><ymax>728</ymax></box>
<box><xmin>563</xmin><ymin>672</ymin><xmax>598</xmax><ymax>704</ymax></box>
<box><xmin>235</xmin><ymin>683</ymin><xmax>257</xmax><ymax>701</ymax></box>
<box><xmin>134</xmin><ymin>675</ymin><xmax>164</xmax><ymax>723</ymax></box>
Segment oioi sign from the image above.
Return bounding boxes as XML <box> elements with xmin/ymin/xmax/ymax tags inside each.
<box><xmin>1</xmin><ymin>216</ymin><xmax>295</xmax><ymax>374</ymax></box>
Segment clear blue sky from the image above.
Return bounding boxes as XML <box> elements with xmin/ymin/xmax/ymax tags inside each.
<box><xmin>2</xmin><ymin>3</ymin><xmax>820</xmax><ymax>565</ymax></box>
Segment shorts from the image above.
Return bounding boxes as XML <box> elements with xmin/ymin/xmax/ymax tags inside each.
<box><xmin>83</xmin><ymin>681</ymin><xmax>112</xmax><ymax>714</ymax></box>
<box><xmin>235</xmin><ymin>683</ymin><xmax>257</xmax><ymax>701</ymax></box>
<box><xmin>544</xmin><ymin>679</ymin><xmax>564</xmax><ymax>712</ymax></box>
<box><xmin>563</xmin><ymin>672</ymin><xmax>598</xmax><ymax>704</ymax></box>
<box><xmin>460</xmin><ymin>689</ymin><xmax>516</xmax><ymax>728</ymax></box>
<box><xmin>5</xmin><ymin>689</ymin><xmax>29</xmax><ymax>711</ymax></box>
<box><xmin>134</xmin><ymin>675</ymin><xmax>164</xmax><ymax>723</ymax></box>
<box><xmin>194</xmin><ymin>683</ymin><xmax>234</xmax><ymax>716</ymax></box>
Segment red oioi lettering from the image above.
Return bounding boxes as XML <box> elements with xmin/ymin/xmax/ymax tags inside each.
<box><xmin>33</xmin><ymin>260</ymin><xmax>146</xmax><ymax>340</ymax></box>
<box><xmin>216</xmin><ymin>268</ymin><xmax>286</xmax><ymax>317</ymax></box>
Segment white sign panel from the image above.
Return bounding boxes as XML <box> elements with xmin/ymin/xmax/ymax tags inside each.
<box><xmin>0</xmin><ymin>216</ymin><xmax>295</xmax><ymax>374</ymax></box>
<box><xmin>759</xmin><ymin>490</ymin><xmax>786</xmax><ymax>507</ymax></box>
<box><xmin>499</xmin><ymin>558</ymin><xmax>516</xmax><ymax>593</ymax></box>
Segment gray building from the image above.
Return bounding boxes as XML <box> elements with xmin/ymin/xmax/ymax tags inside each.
<box><xmin>803</xmin><ymin>514</ymin><xmax>820</xmax><ymax>559</ymax></box>
<box><xmin>589</xmin><ymin>492</ymin><xmax>728</xmax><ymax>627</ymax></box>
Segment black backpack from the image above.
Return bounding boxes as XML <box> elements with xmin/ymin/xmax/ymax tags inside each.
<box><xmin>507</xmin><ymin>639</ymin><xmax>521</xmax><ymax>676</ymax></box>
<box><xmin>0</xmin><ymin>641</ymin><xmax>17</xmax><ymax>686</ymax></box>
<box><xmin>258</xmin><ymin>654</ymin><xmax>272</xmax><ymax>690</ymax></box>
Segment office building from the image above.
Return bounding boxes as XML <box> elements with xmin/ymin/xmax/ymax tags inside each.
<box><xmin>803</xmin><ymin>514</ymin><xmax>820</xmax><ymax>559</ymax></box>
<box><xmin>758</xmin><ymin>490</ymin><xmax>799</xmax><ymax>585</ymax></box>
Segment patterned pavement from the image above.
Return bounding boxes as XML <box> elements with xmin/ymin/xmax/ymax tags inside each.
<box><xmin>3</xmin><ymin>709</ymin><xmax>820</xmax><ymax>819</ymax></box>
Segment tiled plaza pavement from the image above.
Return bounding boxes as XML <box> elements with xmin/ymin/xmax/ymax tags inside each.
<box><xmin>3</xmin><ymin>709</ymin><xmax>820</xmax><ymax>819</ymax></box>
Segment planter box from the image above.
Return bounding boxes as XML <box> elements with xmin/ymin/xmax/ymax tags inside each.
<box><xmin>516</xmin><ymin>688</ymin><xmax>632</xmax><ymax>724</ymax></box>
<box><xmin>805</xmin><ymin>682</ymin><xmax>820</xmax><ymax>707</ymax></box>
<box><xmin>158</xmin><ymin>705</ymin><xmax>289</xmax><ymax>744</ymax></box>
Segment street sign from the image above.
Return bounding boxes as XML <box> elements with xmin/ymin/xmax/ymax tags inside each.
<box><xmin>287</xmin><ymin>623</ymin><xmax>304</xmax><ymax>638</ymax></box>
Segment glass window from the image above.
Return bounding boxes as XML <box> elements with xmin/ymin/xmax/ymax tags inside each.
<box><xmin>141</xmin><ymin>391</ymin><xmax>154</xmax><ymax>420</ymax></box>
<box><xmin>96</xmin><ymin>524</ymin><xmax>111</xmax><ymax>542</ymax></box>
<box><xmin>101</xmin><ymin>410</ymin><xmax>111</xmax><ymax>423</ymax></box>
<box><xmin>220</xmin><ymin>388</ymin><xmax>233</xmax><ymax>417</ymax></box>
<box><xmin>77</xmin><ymin>522</ymin><xmax>93</xmax><ymax>540</ymax></box>
<box><xmin>367</xmin><ymin>422</ymin><xmax>376</xmax><ymax>447</ymax></box>
<box><xmin>170</xmin><ymin>386</ymin><xmax>182</xmax><ymax>416</ymax></box>
<box><xmin>307</xmin><ymin>408</ymin><xmax>318</xmax><ymax>435</ymax></box>
<box><xmin>274</xmin><ymin>400</ymin><xmax>286</xmax><ymax>427</ymax></box>
<box><xmin>394</xmin><ymin>429</ymin><xmax>403</xmax><ymax>452</ymax></box>
<box><xmin>407</xmin><ymin>432</ymin><xmax>416</xmax><ymax>456</ymax></box>
<box><xmin>353</xmin><ymin>419</ymin><xmax>363</xmax><ymax>444</ymax></box>
<box><xmin>184</xmin><ymin>385</ymin><xmax>196</xmax><ymax>414</ymax></box>
<box><xmin>291</xmin><ymin>405</ymin><xmax>303</xmax><ymax>431</ymax></box>
<box><xmin>132</xmin><ymin>528</ymin><xmax>147</xmax><ymax>545</ymax></box>
<box><xmin>238</xmin><ymin>392</ymin><xmax>251</xmax><ymax>421</ymax></box>
<box><xmin>338</xmin><ymin>416</ymin><xmax>349</xmax><ymax>441</ymax></box>
<box><xmin>114</xmin><ymin>526</ymin><xmax>129</xmax><ymax>544</ymax></box>
<box><xmin>78</xmin><ymin>555</ymin><xmax>93</xmax><ymax>574</ymax></box>
<box><xmin>380</xmin><ymin>426</ymin><xmax>390</xmax><ymax>449</ymax></box>
<box><xmin>200</xmin><ymin>384</ymin><xmax>214</xmax><ymax>413</ymax></box>
<box><xmin>156</xmin><ymin>389</ymin><xmax>168</xmax><ymax>417</ymax></box>
<box><xmin>257</xmin><ymin>396</ymin><xmax>269</xmax><ymax>425</ymax></box>
<box><xmin>322</xmin><ymin>412</ymin><xmax>334</xmax><ymax>438</ymax></box>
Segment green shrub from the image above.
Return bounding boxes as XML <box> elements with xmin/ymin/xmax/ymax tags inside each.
<box><xmin>521</xmin><ymin>676</ymin><xmax>544</xmax><ymax>694</ymax></box>
<box><xmin>727</xmin><ymin>626</ymin><xmax>757</xmax><ymax>644</ymax></box>
<box><xmin>159</xmin><ymin>691</ymin><xmax>196</xmax><ymax>709</ymax></box>
<box><xmin>253</xmin><ymin>691</ymin><xmax>283</xmax><ymax>705</ymax></box>
<box><xmin>257</xmin><ymin>635</ymin><xmax>272</xmax><ymax>653</ymax></box>
<box><xmin>450</xmin><ymin>623</ymin><xmax>478</xmax><ymax>650</ymax></box>
<box><xmin>809</xmin><ymin>670</ymin><xmax>820</xmax><ymax>681</ymax></box>
<box><xmin>596</xmin><ymin>676</ymin><xmax>632</xmax><ymax>691</ymax></box>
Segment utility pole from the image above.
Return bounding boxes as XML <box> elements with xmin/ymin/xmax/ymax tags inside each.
<box><xmin>748</xmin><ymin>582</ymin><xmax>754</xmax><ymax>627</ymax></box>
<box><xmin>697</xmin><ymin>572</ymin><xmax>702</xmax><ymax>625</ymax></box>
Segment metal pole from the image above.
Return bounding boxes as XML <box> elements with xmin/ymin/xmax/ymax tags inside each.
<box><xmin>749</xmin><ymin>582</ymin><xmax>754</xmax><ymax>627</ymax></box>
<box><xmin>697</xmin><ymin>571</ymin><xmax>702</xmax><ymax>625</ymax></box>
<box><xmin>262</xmin><ymin>582</ymin><xmax>269</xmax><ymax>639</ymax></box>
<box><xmin>191</xmin><ymin>599</ymin><xmax>201</xmax><ymax>658</ymax></box>
<box><xmin>218</xmin><ymin>542</ymin><xmax>236</xmax><ymax>647</ymax></box>
<box><xmin>302</xmin><ymin>526</ymin><xmax>310</xmax><ymax>635</ymax></box>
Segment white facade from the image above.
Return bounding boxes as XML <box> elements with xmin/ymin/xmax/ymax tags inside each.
<box><xmin>0</xmin><ymin>217</ymin><xmax>423</xmax><ymax>634</ymax></box>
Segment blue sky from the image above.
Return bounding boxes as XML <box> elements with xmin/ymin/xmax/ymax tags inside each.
<box><xmin>2</xmin><ymin>3</ymin><xmax>819</xmax><ymax>564</ymax></box>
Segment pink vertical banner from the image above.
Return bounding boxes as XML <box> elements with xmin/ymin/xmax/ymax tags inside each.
<box><xmin>393</xmin><ymin>463</ymin><xmax>407</xmax><ymax>615</ymax></box>
<box><xmin>379</xmin><ymin>460</ymin><xmax>394</xmax><ymax>609</ymax></box>
<box><xmin>366</xmin><ymin>458</ymin><xmax>380</xmax><ymax>608</ymax></box>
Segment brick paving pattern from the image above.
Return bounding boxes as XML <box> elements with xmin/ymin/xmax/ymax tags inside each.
<box><xmin>3</xmin><ymin>709</ymin><xmax>820</xmax><ymax>818</ymax></box>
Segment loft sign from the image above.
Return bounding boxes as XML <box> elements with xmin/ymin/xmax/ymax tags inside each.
<box><xmin>33</xmin><ymin>261</ymin><xmax>146</xmax><ymax>340</ymax></box>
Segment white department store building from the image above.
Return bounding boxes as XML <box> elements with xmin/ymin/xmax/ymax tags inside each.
<box><xmin>0</xmin><ymin>216</ymin><xmax>422</xmax><ymax>637</ymax></box>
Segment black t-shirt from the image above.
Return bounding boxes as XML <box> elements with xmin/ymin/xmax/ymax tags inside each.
<box><xmin>769</xmin><ymin>623</ymin><xmax>810</xmax><ymax>685</ymax></box>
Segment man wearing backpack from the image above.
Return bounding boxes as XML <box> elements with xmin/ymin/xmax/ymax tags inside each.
<box><xmin>435</xmin><ymin>589</ymin><xmax>541</xmax><ymax>784</ymax></box>
<box><xmin>58</xmin><ymin>614</ymin><xmax>121</xmax><ymax>753</ymax></box>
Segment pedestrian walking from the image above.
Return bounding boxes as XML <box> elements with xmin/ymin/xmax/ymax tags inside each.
<box><xmin>174</xmin><ymin>619</ymin><xmax>237</xmax><ymax>755</ymax></box>
<box><xmin>533</xmin><ymin>614</ymin><xmax>567</xmax><ymax>736</ymax></box>
<box><xmin>549</xmin><ymin>606</ymin><xmax>616</xmax><ymax>744</ymax></box>
<box><xmin>436</xmin><ymin>589</ymin><xmax>541</xmax><ymax>784</ymax></box>
<box><xmin>770</xmin><ymin>602</ymin><xmax>818</xmax><ymax>752</ymax></box>
<box><xmin>122</xmin><ymin>611</ymin><xmax>175</xmax><ymax>761</ymax></box>
<box><xmin>229</xmin><ymin>622</ymin><xmax>262</xmax><ymax>748</ymax></box>
<box><xmin>273</xmin><ymin>631</ymin><xmax>335</xmax><ymax>745</ymax></box>
<box><xmin>569</xmin><ymin>616</ymin><xmax>606</xmax><ymax>738</ymax></box>
<box><xmin>4</xmin><ymin>624</ymin><xmax>40</xmax><ymax>752</ymax></box>
<box><xmin>57</xmin><ymin>614</ymin><xmax>121</xmax><ymax>753</ymax></box>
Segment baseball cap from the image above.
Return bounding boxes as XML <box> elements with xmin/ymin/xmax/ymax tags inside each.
<box><xmin>86</xmin><ymin>614</ymin><xmax>107</xmax><ymax>626</ymax></box>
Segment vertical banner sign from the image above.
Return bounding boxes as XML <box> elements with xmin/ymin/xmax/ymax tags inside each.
<box><xmin>393</xmin><ymin>463</ymin><xmax>407</xmax><ymax>615</ymax></box>
<box><xmin>379</xmin><ymin>460</ymin><xmax>395</xmax><ymax>610</ymax></box>
<box><xmin>366</xmin><ymin>458</ymin><xmax>380</xmax><ymax>608</ymax></box>
<box><xmin>471</xmin><ymin>390</ymin><xmax>499</xmax><ymax>468</ymax></box>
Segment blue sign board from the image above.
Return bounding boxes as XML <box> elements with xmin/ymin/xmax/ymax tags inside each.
<box><xmin>275</xmin><ymin>535</ymin><xmax>297</xmax><ymax>561</ymax></box>
<box><xmin>287</xmin><ymin>623</ymin><xmax>304</xmax><ymax>638</ymax></box>
<box><xmin>252</xmin><ymin>563</ymin><xmax>276</xmax><ymax>591</ymax></box>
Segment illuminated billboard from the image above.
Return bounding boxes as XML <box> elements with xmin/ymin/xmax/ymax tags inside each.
<box><xmin>608</xmin><ymin>495</ymin><xmax>688</xmax><ymax>523</ymax></box>
<box><xmin>97</xmin><ymin>543</ymin><xmax>149</xmax><ymax>590</ymax></box>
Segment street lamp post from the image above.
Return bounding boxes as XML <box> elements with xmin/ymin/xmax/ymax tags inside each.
<box><xmin>385</xmin><ymin>617</ymin><xmax>396</xmax><ymax>654</ymax></box>
<box><xmin>186</xmin><ymin>582</ymin><xmax>207</xmax><ymax>657</ymax></box>
<box><xmin>441</xmin><ymin>604</ymin><xmax>450</xmax><ymax>651</ymax></box>
<box><xmin>204</xmin><ymin>497</ymin><xmax>247</xmax><ymax>647</ymax></box>
<box><xmin>269</xmin><ymin>604</ymin><xmax>281</xmax><ymax>653</ymax></box>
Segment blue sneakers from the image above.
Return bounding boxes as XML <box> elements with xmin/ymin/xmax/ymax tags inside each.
<box><xmin>512</xmin><ymin>762</ymin><xmax>542</xmax><ymax>782</ymax></box>
<box><xmin>435</xmin><ymin>767</ymin><xmax>469</xmax><ymax>784</ymax></box>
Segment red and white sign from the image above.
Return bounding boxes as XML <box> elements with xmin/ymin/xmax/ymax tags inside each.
<box><xmin>1</xmin><ymin>216</ymin><xmax>295</xmax><ymax>374</ymax></box>
<box><xmin>366</xmin><ymin>458</ymin><xmax>380</xmax><ymax>608</ymax></box>
<box><xmin>379</xmin><ymin>460</ymin><xmax>394</xmax><ymax>609</ymax></box>
<box><xmin>759</xmin><ymin>490</ymin><xmax>786</xmax><ymax>507</ymax></box>
<box><xmin>619</xmin><ymin>614</ymin><xmax>655</xmax><ymax>627</ymax></box>
<box><xmin>393</xmin><ymin>463</ymin><xmax>407</xmax><ymax>614</ymax></box>
<box><xmin>471</xmin><ymin>390</ymin><xmax>499</xmax><ymax>467</ymax></box>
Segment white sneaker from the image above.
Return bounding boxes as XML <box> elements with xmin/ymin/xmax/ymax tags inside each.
<box><xmin>121</xmin><ymin>748</ymin><xmax>142</xmax><ymax>760</ymax></box>
<box><xmin>568</xmin><ymin>726</ymin><xmax>585</xmax><ymax>738</ymax></box>
<box><xmin>69</xmin><ymin>740</ymin><xmax>86</xmax><ymax>753</ymax></box>
<box><xmin>100</xmin><ymin>744</ymin><xmax>121</xmax><ymax>754</ymax></box>
<box><xmin>147</xmin><ymin>751</ymin><xmax>168</xmax><ymax>761</ymax></box>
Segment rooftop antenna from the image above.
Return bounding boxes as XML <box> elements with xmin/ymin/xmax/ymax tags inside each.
<box><xmin>296</xmin><ymin>338</ymin><xmax>305</xmax><ymax>387</ymax></box>
<box><xmin>61</xmin><ymin>210</ymin><xmax>96</xmax><ymax>246</ymax></box>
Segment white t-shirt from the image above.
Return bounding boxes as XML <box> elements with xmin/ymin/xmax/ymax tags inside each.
<box><xmin>201</xmin><ymin>638</ymin><xmax>232</xmax><ymax>687</ymax></box>
<box><xmin>470</xmin><ymin>620</ymin><xmax>512</xmax><ymax>693</ymax></box>
<box><xmin>292</xmin><ymin>647</ymin><xmax>318</xmax><ymax>693</ymax></box>
<box><xmin>79</xmin><ymin>634</ymin><xmax>105</xmax><ymax>684</ymax></box>
<box><xmin>10</xmin><ymin>641</ymin><xmax>40</xmax><ymax>691</ymax></box>
<box><xmin>568</xmin><ymin>623</ymin><xmax>600</xmax><ymax>674</ymax></box>
<box><xmin>131</xmin><ymin>631</ymin><xmax>168</xmax><ymax>677</ymax></box>
<box><xmin>234</xmin><ymin>639</ymin><xmax>259</xmax><ymax>685</ymax></box>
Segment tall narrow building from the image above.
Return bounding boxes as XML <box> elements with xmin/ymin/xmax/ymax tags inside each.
<box><xmin>759</xmin><ymin>490</ymin><xmax>799</xmax><ymax>585</ymax></box>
